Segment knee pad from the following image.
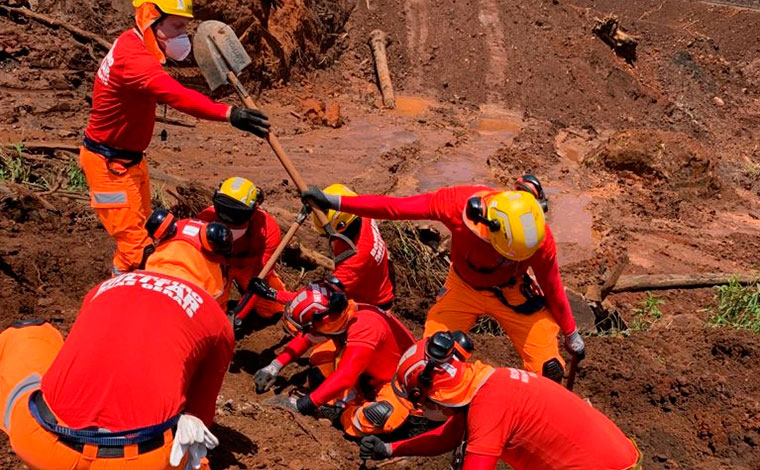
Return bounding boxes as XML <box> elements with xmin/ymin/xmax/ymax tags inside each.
<box><xmin>10</xmin><ymin>318</ymin><xmax>47</xmax><ymax>329</ymax></box>
<box><xmin>542</xmin><ymin>358</ymin><xmax>564</xmax><ymax>383</ymax></box>
<box><xmin>362</xmin><ymin>401</ymin><xmax>394</xmax><ymax>428</ymax></box>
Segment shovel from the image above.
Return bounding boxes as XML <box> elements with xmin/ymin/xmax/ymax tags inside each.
<box><xmin>229</xmin><ymin>206</ymin><xmax>311</xmax><ymax>326</ymax></box>
<box><xmin>193</xmin><ymin>21</ymin><xmax>356</xmax><ymax>263</ymax></box>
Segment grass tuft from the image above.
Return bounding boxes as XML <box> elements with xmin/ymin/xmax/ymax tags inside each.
<box><xmin>708</xmin><ymin>277</ymin><xmax>760</xmax><ymax>334</ymax></box>
<box><xmin>629</xmin><ymin>291</ymin><xmax>664</xmax><ymax>331</ymax></box>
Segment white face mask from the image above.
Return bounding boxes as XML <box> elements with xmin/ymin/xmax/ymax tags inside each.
<box><xmin>230</xmin><ymin>228</ymin><xmax>247</xmax><ymax>241</ymax></box>
<box><xmin>159</xmin><ymin>34</ymin><xmax>191</xmax><ymax>61</ymax></box>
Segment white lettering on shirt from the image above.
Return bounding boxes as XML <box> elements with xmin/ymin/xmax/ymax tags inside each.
<box><xmin>369</xmin><ymin>220</ymin><xmax>387</xmax><ymax>264</ymax></box>
<box><xmin>96</xmin><ymin>39</ymin><xmax>118</xmax><ymax>86</ymax></box>
<box><xmin>92</xmin><ymin>272</ymin><xmax>204</xmax><ymax>318</ymax></box>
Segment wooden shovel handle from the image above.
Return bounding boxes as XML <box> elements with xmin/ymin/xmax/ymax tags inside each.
<box><xmin>226</xmin><ymin>72</ymin><xmax>332</xmax><ymax>228</ymax></box>
<box><xmin>257</xmin><ymin>218</ymin><xmax>302</xmax><ymax>279</ymax></box>
<box><xmin>566</xmin><ymin>354</ymin><xmax>580</xmax><ymax>391</ymax></box>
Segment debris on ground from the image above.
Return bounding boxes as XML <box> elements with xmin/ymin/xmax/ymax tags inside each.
<box><xmin>592</xmin><ymin>15</ymin><xmax>638</xmax><ymax>64</ymax></box>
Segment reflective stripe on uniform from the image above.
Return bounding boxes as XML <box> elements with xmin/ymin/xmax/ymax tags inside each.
<box><xmin>3</xmin><ymin>373</ymin><xmax>41</xmax><ymax>431</ymax></box>
<box><xmin>93</xmin><ymin>192</ymin><xmax>128</xmax><ymax>205</ymax></box>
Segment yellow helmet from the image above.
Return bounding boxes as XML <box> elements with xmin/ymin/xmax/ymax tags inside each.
<box><xmin>466</xmin><ymin>191</ymin><xmax>545</xmax><ymax>261</ymax></box>
<box><xmin>213</xmin><ymin>177</ymin><xmax>263</xmax><ymax>226</ymax></box>
<box><xmin>313</xmin><ymin>184</ymin><xmax>358</xmax><ymax>235</ymax></box>
<box><xmin>133</xmin><ymin>0</ymin><xmax>193</xmax><ymax>18</ymax></box>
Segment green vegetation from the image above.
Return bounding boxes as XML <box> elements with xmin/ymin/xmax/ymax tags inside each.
<box><xmin>0</xmin><ymin>144</ymin><xmax>31</xmax><ymax>183</ymax></box>
<box><xmin>471</xmin><ymin>315</ymin><xmax>505</xmax><ymax>337</ymax></box>
<box><xmin>709</xmin><ymin>278</ymin><xmax>760</xmax><ymax>334</ymax></box>
<box><xmin>629</xmin><ymin>291</ymin><xmax>664</xmax><ymax>331</ymax></box>
<box><xmin>66</xmin><ymin>158</ymin><xmax>88</xmax><ymax>192</ymax></box>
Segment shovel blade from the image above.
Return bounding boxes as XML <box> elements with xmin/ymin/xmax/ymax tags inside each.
<box><xmin>193</xmin><ymin>20</ymin><xmax>252</xmax><ymax>92</ymax></box>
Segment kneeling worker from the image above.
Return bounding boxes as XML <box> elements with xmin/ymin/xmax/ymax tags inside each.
<box><xmin>360</xmin><ymin>332</ymin><xmax>643</xmax><ymax>470</ymax></box>
<box><xmin>198</xmin><ymin>176</ymin><xmax>286</xmax><ymax>322</ymax></box>
<box><xmin>253</xmin><ymin>279</ymin><xmax>414</xmax><ymax>437</ymax></box>
<box><xmin>0</xmin><ymin>210</ymin><xmax>235</xmax><ymax>470</ymax></box>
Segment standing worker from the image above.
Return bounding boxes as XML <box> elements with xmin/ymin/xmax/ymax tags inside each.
<box><xmin>80</xmin><ymin>0</ymin><xmax>271</xmax><ymax>276</ymax></box>
<box><xmin>0</xmin><ymin>211</ymin><xmax>235</xmax><ymax>470</ymax></box>
<box><xmin>197</xmin><ymin>177</ymin><xmax>286</xmax><ymax>323</ymax></box>
<box><xmin>302</xmin><ymin>177</ymin><xmax>585</xmax><ymax>382</ymax></box>
<box><xmin>360</xmin><ymin>332</ymin><xmax>643</xmax><ymax>470</ymax></box>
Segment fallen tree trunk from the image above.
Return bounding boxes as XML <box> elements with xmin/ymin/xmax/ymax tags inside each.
<box><xmin>4</xmin><ymin>141</ymin><xmax>80</xmax><ymax>154</ymax></box>
<box><xmin>0</xmin><ymin>6</ymin><xmax>112</xmax><ymax>51</ymax></box>
<box><xmin>368</xmin><ymin>29</ymin><xmax>396</xmax><ymax>108</ymax></box>
<box><xmin>611</xmin><ymin>273</ymin><xmax>758</xmax><ymax>293</ymax></box>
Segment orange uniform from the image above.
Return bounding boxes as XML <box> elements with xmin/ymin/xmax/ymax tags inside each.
<box><xmin>276</xmin><ymin>305</ymin><xmax>415</xmax><ymax>436</ymax></box>
<box><xmin>337</xmin><ymin>186</ymin><xmax>576</xmax><ymax>376</ymax></box>
<box><xmin>0</xmin><ymin>270</ymin><xmax>234</xmax><ymax>470</ymax></box>
<box><xmin>197</xmin><ymin>205</ymin><xmax>285</xmax><ymax>317</ymax></box>
<box><xmin>390</xmin><ymin>368</ymin><xmax>642</xmax><ymax>470</ymax></box>
<box><xmin>81</xmin><ymin>28</ymin><xmax>230</xmax><ymax>275</ymax></box>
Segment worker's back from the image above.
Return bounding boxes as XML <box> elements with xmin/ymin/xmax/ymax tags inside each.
<box><xmin>40</xmin><ymin>271</ymin><xmax>234</xmax><ymax>430</ymax></box>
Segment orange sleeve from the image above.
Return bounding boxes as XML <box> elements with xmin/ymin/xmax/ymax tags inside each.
<box><xmin>261</xmin><ymin>211</ymin><xmax>282</xmax><ymax>264</ymax></box>
<box><xmin>528</xmin><ymin>226</ymin><xmax>576</xmax><ymax>335</ymax></box>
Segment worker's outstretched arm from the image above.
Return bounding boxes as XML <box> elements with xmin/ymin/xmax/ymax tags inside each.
<box><xmin>462</xmin><ymin>453</ymin><xmax>500</xmax><ymax>470</ymax></box>
<box><xmin>391</xmin><ymin>412</ymin><xmax>466</xmax><ymax>456</ymax></box>
<box><xmin>528</xmin><ymin>227</ymin><xmax>576</xmax><ymax>336</ymax></box>
<box><xmin>306</xmin><ymin>345</ymin><xmax>374</xmax><ymax>407</ymax></box>
<box><xmin>145</xmin><ymin>73</ymin><xmax>230</xmax><ymax>121</ymax></box>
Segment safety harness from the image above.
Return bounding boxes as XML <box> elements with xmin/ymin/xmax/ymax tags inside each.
<box><xmin>28</xmin><ymin>390</ymin><xmax>178</xmax><ymax>458</ymax></box>
<box><xmin>83</xmin><ymin>136</ymin><xmax>144</xmax><ymax>175</ymax></box>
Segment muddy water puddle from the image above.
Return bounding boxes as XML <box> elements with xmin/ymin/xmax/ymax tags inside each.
<box><xmin>546</xmin><ymin>191</ymin><xmax>595</xmax><ymax>266</ymax></box>
<box><xmin>416</xmin><ymin>106</ymin><xmax>522</xmax><ymax>191</ymax></box>
<box><xmin>393</xmin><ymin>95</ymin><xmax>438</xmax><ymax>117</ymax></box>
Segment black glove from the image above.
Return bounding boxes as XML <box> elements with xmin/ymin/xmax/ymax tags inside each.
<box><xmin>359</xmin><ymin>436</ymin><xmax>392</xmax><ymax>460</ymax></box>
<box><xmin>301</xmin><ymin>185</ymin><xmax>339</xmax><ymax>212</ymax></box>
<box><xmin>230</xmin><ymin>107</ymin><xmax>270</xmax><ymax>138</ymax></box>
<box><xmin>295</xmin><ymin>394</ymin><xmax>317</xmax><ymax>415</ymax></box>
<box><xmin>247</xmin><ymin>277</ymin><xmax>277</xmax><ymax>301</ymax></box>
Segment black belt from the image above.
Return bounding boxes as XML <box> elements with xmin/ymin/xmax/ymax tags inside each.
<box><xmin>30</xmin><ymin>390</ymin><xmax>176</xmax><ymax>459</ymax></box>
<box><xmin>83</xmin><ymin>137</ymin><xmax>144</xmax><ymax>166</ymax></box>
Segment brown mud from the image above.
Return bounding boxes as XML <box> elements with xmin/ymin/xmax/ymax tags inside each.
<box><xmin>1</xmin><ymin>0</ymin><xmax>760</xmax><ymax>469</ymax></box>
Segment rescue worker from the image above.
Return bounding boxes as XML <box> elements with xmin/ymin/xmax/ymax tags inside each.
<box><xmin>197</xmin><ymin>177</ymin><xmax>285</xmax><ymax>322</ymax></box>
<box><xmin>0</xmin><ymin>210</ymin><xmax>235</xmax><ymax>470</ymax></box>
<box><xmin>80</xmin><ymin>0</ymin><xmax>271</xmax><ymax>276</ymax></box>
<box><xmin>302</xmin><ymin>176</ymin><xmax>585</xmax><ymax>382</ymax></box>
<box><xmin>360</xmin><ymin>332</ymin><xmax>643</xmax><ymax>470</ymax></box>
<box><xmin>311</xmin><ymin>183</ymin><xmax>394</xmax><ymax>309</ymax></box>
<box><xmin>253</xmin><ymin>279</ymin><xmax>415</xmax><ymax>437</ymax></box>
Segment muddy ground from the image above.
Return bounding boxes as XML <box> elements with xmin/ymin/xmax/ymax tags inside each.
<box><xmin>1</xmin><ymin>0</ymin><xmax>760</xmax><ymax>468</ymax></box>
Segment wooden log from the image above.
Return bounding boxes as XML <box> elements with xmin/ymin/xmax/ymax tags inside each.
<box><xmin>0</xmin><ymin>6</ymin><xmax>112</xmax><ymax>51</ymax></box>
<box><xmin>3</xmin><ymin>141</ymin><xmax>79</xmax><ymax>153</ymax></box>
<box><xmin>611</xmin><ymin>273</ymin><xmax>758</xmax><ymax>293</ymax></box>
<box><xmin>368</xmin><ymin>29</ymin><xmax>396</xmax><ymax>109</ymax></box>
<box><xmin>288</xmin><ymin>242</ymin><xmax>335</xmax><ymax>271</ymax></box>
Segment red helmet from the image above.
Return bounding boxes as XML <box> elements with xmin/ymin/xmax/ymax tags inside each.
<box><xmin>391</xmin><ymin>331</ymin><xmax>494</xmax><ymax>409</ymax></box>
<box><xmin>284</xmin><ymin>277</ymin><xmax>351</xmax><ymax>335</ymax></box>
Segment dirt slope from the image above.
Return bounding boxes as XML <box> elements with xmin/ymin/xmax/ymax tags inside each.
<box><xmin>1</xmin><ymin>0</ymin><xmax>760</xmax><ymax>469</ymax></box>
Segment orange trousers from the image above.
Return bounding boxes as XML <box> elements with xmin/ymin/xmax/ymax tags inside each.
<box><xmin>80</xmin><ymin>147</ymin><xmax>152</xmax><ymax>275</ymax></box>
<box><xmin>0</xmin><ymin>322</ymin><xmax>199</xmax><ymax>470</ymax></box>
<box><xmin>425</xmin><ymin>268</ymin><xmax>564</xmax><ymax>374</ymax></box>
<box><xmin>308</xmin><ymin>341</ymin><xmax>409</xmax><ymax>437</ymax></box>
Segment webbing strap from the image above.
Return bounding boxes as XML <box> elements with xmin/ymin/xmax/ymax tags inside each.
<box><xmin>28</xmin><ymin>390</ymin><xmax>179</xmax><ymax>446</ymax></box>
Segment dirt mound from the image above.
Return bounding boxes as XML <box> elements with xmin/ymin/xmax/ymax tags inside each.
<box><xmin>586</xmin><ymin>129</ymin><xmax>718</xmax><ymax>190</ymax></box>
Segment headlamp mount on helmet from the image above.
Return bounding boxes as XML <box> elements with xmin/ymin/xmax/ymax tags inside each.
<box><xmin>393</xmin><ymin>331</ymin><xmax>475</xmax><ymax>407</ymax></box>
<box><xmin>465</xmin><ymin>197</ymin><xmax>501</xmax><ymax>232</ymax></box>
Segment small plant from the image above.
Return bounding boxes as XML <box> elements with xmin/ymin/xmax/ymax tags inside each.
<box><xmin>629</xmin><ymin>291</ymin><xmax>664</xmax><ymax>331</ymax></box>
<box><xmin>744</xmin><ymin>161</ymin><xmax>760</xmax><ymax>179</ymax></box>
<box><xmin>151</xmin><ymin>183</ymin><xmax>171</xmax><ymax>209</ymax></box>
<box><xmin>66</xmin><ymin>158</ymin><xmax>88</xmax><ymax>192</ymax></box>
<box><xmin>708</xmin><ymin>278</ymin><xmax>760</xmax><ymax>334</ymax></box>
<box><xmin>0</xmin><ymin>154</ymin><xmax>31</xmax><ymax>183</ymax></box>
<box><xmin>471</xmin><ymin>316</ymin><xmax>505</xmax><ymax>337</ymax></box>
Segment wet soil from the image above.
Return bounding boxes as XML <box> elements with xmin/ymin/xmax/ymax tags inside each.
<box><xmin>1</xmin><ymin>0</ymin><xmax>760</xmax><ymax>469</ymax></box>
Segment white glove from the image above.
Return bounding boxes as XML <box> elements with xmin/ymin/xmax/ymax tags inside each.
<box><xmin>169</xmin><ymin>414</ymin><xmax>219</xmax><ymax>470</ymax></box>
<box><xmin>564</xmin><ymin>329</ymin><xmax>586</xmax><ymax>360</ymax></box>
